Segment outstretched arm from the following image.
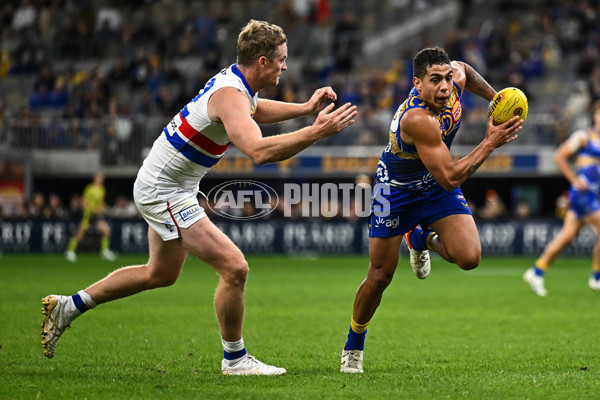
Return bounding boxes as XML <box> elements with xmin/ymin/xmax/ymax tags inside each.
<box><xmin>212</xmin><ymin>88</ymin><xmax>357</xmax><ymax>165</ymax></box>
<box><xmin>253</xmin><ymin>87</ymin><xmax>338</xmax><ymax>124</ymax></box>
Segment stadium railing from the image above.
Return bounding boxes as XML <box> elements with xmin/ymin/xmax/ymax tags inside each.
<box><xmin>1</xmin><ymin>113</ymin><xmax>565</xmax><ymax>178</ymax></box>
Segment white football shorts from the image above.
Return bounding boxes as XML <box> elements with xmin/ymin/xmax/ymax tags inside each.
<box><xmin>133</xmin><ymin>180</ymin><xmax>206</xmax><ymax>241</ymax></box>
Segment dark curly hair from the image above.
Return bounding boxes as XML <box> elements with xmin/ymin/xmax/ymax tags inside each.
<box><xmin>413</xmin><ymin>47</ymin><xmax>451</xmax><ymax>79</ymax></box>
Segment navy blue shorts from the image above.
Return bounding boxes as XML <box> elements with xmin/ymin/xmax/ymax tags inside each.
<box><xmin>369</xmin><ymin>184</ymin><xmax>472</xmax><ymax>238</ymax></box>
<box><xmin>569</xmin><ymin>187</ymin><xmax>600</xmax><ymax>218</ymax></box>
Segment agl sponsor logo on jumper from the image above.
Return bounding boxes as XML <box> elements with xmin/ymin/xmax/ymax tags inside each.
<box><xmin>203</xmin><ymin>180</ymin><xmax>392</xmax><ymax>220</ymax></box>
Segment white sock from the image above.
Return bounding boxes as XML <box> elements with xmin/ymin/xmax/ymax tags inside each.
<box><xmin>78</xmin><ymin>290</ymin><xmax>97</xmax><ymax>309</ymax></box>
<box><xmin>67</xmin><ymin>290</ymin><xmax>97</xmax><ymax>323</ymax></box>
<box><xmin>222</xmin><ymin>338</ymin><xmax>247</xmax><ymax>365</ymax></box>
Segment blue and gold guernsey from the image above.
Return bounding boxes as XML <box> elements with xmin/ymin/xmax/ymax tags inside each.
<box><xmin>369</xmin><ymin>81</ymin><xmax>471</xmax><ymax>238</ymax></box>
<box><xmin>569</xmin><ymin>129</ymin><xmax>600</xmax><ymax>218</ymax></box>
<box><xmin>376</xmin><ymin>82</ymin><xmax>463</xmax><ymax>192</ymax></box>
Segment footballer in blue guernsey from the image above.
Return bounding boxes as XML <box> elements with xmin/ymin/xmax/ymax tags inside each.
<box><xmin>525</xmin><ymin>101</ymin><xmax>600</xmax><ymax>296</ymax></box>
<box><xmin>341</xmin><ymin>46</ymin><xmax>523</xmax><ymax>373</ymax></box>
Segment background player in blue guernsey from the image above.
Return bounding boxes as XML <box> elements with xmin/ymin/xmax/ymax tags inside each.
<box><xmin>40</xmin><ymin>19</ymin><xmax>357</xmax><ymax>376</ymax></box>
<box><xmin>524</xmin><ymin>101</ymin><xmax>600</xmax><ymax>296</ymax></box>
<box><xmin>340</xmin><ymin>46</ymin><xmax>523</xmax><ymax>373</ymax></box>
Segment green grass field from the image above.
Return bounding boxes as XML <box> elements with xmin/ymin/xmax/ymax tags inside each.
<box><xmin>1</xmin><ymin>253</ymin><xmax>600</xmax><ymax>399</ymax></box>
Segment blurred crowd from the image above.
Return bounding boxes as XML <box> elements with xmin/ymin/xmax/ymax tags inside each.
<box><xmin>4</xmin><ymin>190</ymin><xmax>140</xmax><ymax>220</ymax></box>
<box><xmin>2</xmin><ymin>0</ymin><xmax>600</xmax><ymax>220</ymax></box>
<box><xmin>1</xmin><ymin>0</ymin><xmax>600</xmax><ymax>149</ymax></box>
<box><xmin>4</xmin><ymin>182</ymin><xmax>565</xmax><ymax>221</ymax></box>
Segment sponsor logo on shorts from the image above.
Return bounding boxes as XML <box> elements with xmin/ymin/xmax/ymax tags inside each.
<box><xmin>374</xmin><ymin>215</ymin><xmax>399</xmax><ymax>229</ymax></box>
<box><xmin>179</xmin><ymin>204</ymin><xmax>201</xmax><ymax>221</ymax></box>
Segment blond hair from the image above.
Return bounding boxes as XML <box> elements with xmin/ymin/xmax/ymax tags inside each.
<box><xmin>237</xmin><ymin>20</ymin><xmax>287</xmax><ymax>66</ymax></box>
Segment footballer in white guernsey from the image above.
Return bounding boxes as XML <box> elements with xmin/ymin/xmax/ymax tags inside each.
<box><xmin>41</xmin><ymin>19</ymin><xmax>356</xmax><ymax>376</ymax></box>
<box><xmin>134</xmin><ymin>64</ymin><xmax>258</xmax><ymax>240</ymax></box>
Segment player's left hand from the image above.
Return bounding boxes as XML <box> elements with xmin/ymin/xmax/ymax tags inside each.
<box><xmin>305</xmin><ymin>87</ymin><xmax>337</xmax><ymax>114</ymax></box>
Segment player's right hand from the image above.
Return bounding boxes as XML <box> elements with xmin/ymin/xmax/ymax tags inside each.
<box><xmin>573</xmin><ymin>176</ymin><xmax>589</xmax><ymax>191</ymax></box>
<box><xmin>486</xmin><ymin>115</ymin><xmax>523</xmax><ymax>148</ymax></box>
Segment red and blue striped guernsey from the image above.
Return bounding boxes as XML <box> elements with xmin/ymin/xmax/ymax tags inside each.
<box><xmin>137</xmin><ymin>64</ymin><xmax>258</xmax><ymax>191</ymax></box>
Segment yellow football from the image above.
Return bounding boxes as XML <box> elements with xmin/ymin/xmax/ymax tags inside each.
<box><xmin>487</xmin><ymin>87</ymin><xmax>528</xmax><ymax>126</ymax></box>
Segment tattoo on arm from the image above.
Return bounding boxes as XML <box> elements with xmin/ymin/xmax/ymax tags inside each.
<box><xmin>466</xmin><ymin>161</ymin><xmax>483</xmax><ymax>178</ymax></box>
<box><xmin>464</xmin><ymin>64</ymin><xmax>496</xmax><ymax>101</ymax></box>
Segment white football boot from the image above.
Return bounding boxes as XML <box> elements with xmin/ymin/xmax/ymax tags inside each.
<box><xmin>221</xmin><ymin>354</ymin><xmax>286</xmax><ymax>376</ymax></box>
<box><xmin>101</xmin><ymin>249</ymin><xmax>117</xmax><ymax>261</ymax></box>
<box><xmin>65</xmin><ymin>250</ymin><xmax>77</xmax><ymax>262</ymax></box>
<box><xmin>340</xmin><ymin>349</ymin><xmax>364</xmax><ymax>373</ymax></box>
<box><xmin>523</xmin><ymin>268</ymin><xmax>547</xmax><ymax>297</ymax></box>
<box><xmin>41</xmin><ymin>295</ymin><xmax>73</xmax><ymax>358</ymax></box>
<box><xmin>403</xmin><ymin>230</ymin><xmax>431</xmax><ymax>279</ymax></box>
<box><xmin>589</xmin><ymin>276</ymin><xmax>600</xmax><ymax>292</ymax></box>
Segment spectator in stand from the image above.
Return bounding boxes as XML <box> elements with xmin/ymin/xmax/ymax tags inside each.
<box><xmin>332</xmin><ymin>11</ymin><xmax>360</xmax><ymax>73</ymax></box>
<box><xmin>69</xmin><ymin>193</ymin><xmax>82</xmax><ymax>217</ymax></box>
<box><xmin>47</xmin><ymin>76</ymin><xmax>69</xmax><ymax>109</ymax></box>
<box><xmin>108</xmin><ymin>195</ymin><xmax>138</xmax><ymax>219</ymax></box>
<box><xmin>477</xmin><ymin>189</ymin><xmax>508</xmax><ymax>220</ymax></box>
<box><xmin>12</xmin><ymin>0</ymin><xmax>36</xmax><ymax>32</ymax></box>
<box><xmin>514</xmin><ymin>200</ymin><xmax>532</xmax><ymax>220</ymax></box>
<box><xmin>95</xmin><ymin>0</ymin><xmax>122</xmax><ymax>34</ymax></box>
<box><xmin>555</xmin><ymin>191</ymin><xmax>570</xmax><ymax>219</ymax></box>
<box><xmin>27</xmin><ymin>192</ymin><xmax>46</xmax><ymax>218</ymax></box>
<box><xmin>44</xmin><ymin>193</ymin><xmax>69</xmax><ymax>219</ymax></box>
<box><xmin>106</xmin><ymin>58</ymin><xmax>130</xmax><ymax>83</ymax></box>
